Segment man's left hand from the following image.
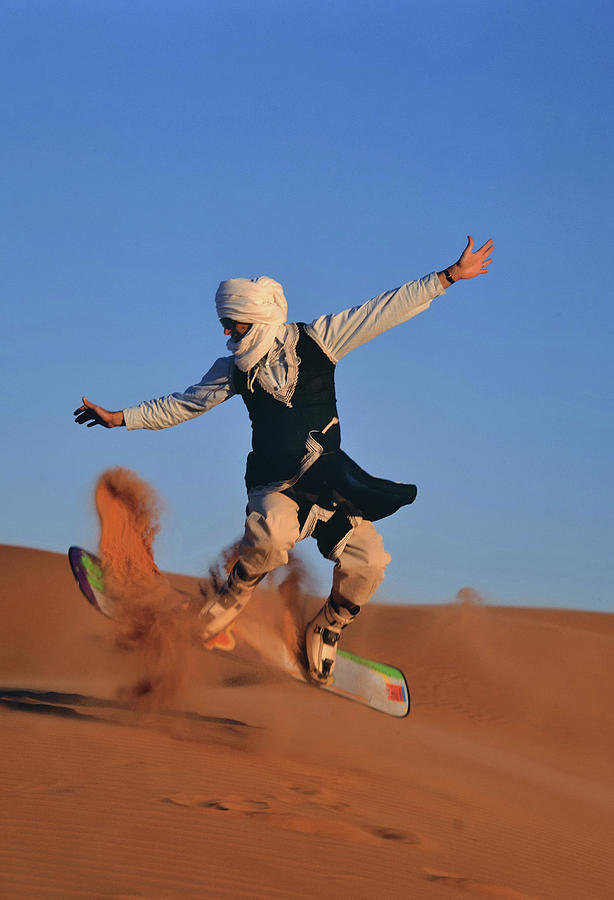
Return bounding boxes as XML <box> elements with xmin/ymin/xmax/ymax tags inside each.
<box><xmin>455</xmin><ymin>235</ymin><xmax>494</xmax><ymax>280</ymax></box>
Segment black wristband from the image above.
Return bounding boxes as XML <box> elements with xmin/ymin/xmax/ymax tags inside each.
<box><xmin>444</xmin><ymin>268</ymin><xmax>456</xmax><ymax>285</ymax></box>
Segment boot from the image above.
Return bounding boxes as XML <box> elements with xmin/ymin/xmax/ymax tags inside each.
<box><xmin>305</xmin><ymin>596</ymin><xmax>360</xmax><ymax>684</ymax></box>
<box><xmin>200</xmin><ymin>562</ymin><xmax>264</xmax><ymax>642</ymax></box>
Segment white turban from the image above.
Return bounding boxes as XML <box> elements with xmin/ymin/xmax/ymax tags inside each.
<box><xmin>215</xmin><ymin>276</ymin><xmax>287</xmax><ymax>372</ymax></box>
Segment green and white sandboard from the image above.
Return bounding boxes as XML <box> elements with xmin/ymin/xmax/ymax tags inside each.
<box><xmin>68</xmin><ymin>546</ymin><xmax>410</xmax><ymax>718</ymax></box>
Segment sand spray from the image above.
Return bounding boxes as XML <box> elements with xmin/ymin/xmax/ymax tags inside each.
<box><xmin>93</xmin><ymin>466</ymin><xmax>315</xmax><ymax>708</ymax></box>
<box><xmin>95</xmin><ymin>467</ymin><xmax>205</xmax><ymax>708</ymax></box>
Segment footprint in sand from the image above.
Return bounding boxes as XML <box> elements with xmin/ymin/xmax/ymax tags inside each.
<box><xmin>164</xmin><ymin>792</ymin><xmax>350</xmax><ymax>838</ymax></box>
<box><xmin>200</xmin><ymin>798</ymin><xmax>270</xmax><ymax>812</ymax></box>
<box><xmin>164</xmin><ymin>793</ymin><xmax>269</xmax><ymax>812</ymax></box>
<box><xmin>368</xmin><ymin>825</ymin><xmax>419</xmax><ymax>843</ymax></box>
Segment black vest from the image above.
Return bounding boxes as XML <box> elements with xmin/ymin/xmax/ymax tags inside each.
<box><xmin>233</xmin><ymin>324</ymin><xmax>341</xmax><ymax>490</ymax></box>
<box><xmin>233</xmin><ymin>324</ymin><xmax>417</xmax><ymax>543</ymax></box>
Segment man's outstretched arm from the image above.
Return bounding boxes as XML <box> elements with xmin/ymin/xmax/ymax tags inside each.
<box><xmin>306</xmin><ymin>234</ymin><xmax>494</xmax><ymax>363</ymax></box>
<box><xmin>73</xmin><ymin>356</ymin><xmax>236</xmax><ymax>431</ymax></box>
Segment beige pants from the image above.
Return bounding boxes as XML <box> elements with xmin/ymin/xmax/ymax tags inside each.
<box><xmin>236</xmin><ymin>490</ymin><xmax>391</xmax><ymax>607</ymax></box>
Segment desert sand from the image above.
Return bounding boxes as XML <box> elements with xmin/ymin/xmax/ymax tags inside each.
<box><xmin>1</xmin><ymin>535</ymin><xmax>613</xmax><ymax>898</ymax></box>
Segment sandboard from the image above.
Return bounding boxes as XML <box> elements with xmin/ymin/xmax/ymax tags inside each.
<box><xmin>68</xmin><ymin>546</ymin><xmax>410</xmax><ymax>718</ymax></box>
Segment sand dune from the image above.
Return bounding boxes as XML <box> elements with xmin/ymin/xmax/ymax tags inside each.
<box><xmin>1</xmin><ymin>542</ymin><xmax>613</xmax><ymax>899</ymax></box>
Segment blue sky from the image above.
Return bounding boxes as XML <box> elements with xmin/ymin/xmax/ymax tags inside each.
<box><xmin>2</xmin><ymin>0</ymin><xmax>612</xmax><ymax>611</ymax></box>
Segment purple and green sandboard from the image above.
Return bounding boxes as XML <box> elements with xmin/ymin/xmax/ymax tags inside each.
<box><xmin>68</xmin><ymin>546</ymin><xmax>410</xmax><ymax>718</ymax></box>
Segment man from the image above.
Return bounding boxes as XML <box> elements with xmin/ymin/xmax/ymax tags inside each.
<box><xmin>74</xmin><ymin>235</ymin><xmax>494</xmax><ymax>682</ymax></box>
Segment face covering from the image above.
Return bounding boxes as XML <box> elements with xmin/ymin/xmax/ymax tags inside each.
<box><xmin>215</xmin><ymin>275</ymin><xmax>287</xmax><ymax>372</ymax></box>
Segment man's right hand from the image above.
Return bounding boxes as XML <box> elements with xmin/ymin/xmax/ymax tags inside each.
<box><xmin>73</xmin><ymin>396</ymin><xmax>125</xmax><ymax>428</ymax></box>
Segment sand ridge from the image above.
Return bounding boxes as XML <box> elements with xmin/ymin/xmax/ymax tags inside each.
<box><xmin>1</xmin><ymin>542</ymin><xmax>613</xmax><ymax>899</ymax></box>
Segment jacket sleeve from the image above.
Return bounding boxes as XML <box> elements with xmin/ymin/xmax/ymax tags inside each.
<box><xmin>123</xmin><ymin>356</ymin><xmax>236</xmax><ymax>430</ymax></box>
<box><xmin>304</xmin><ymin>272</ymin><xmax>445</xmax><ymax>363</ymax></box>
